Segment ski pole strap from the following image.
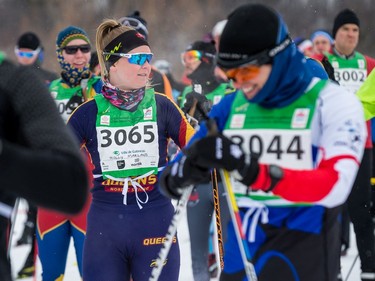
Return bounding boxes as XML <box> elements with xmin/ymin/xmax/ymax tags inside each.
<box><xmin>237</xmin><ymin>197</ymin><xmax>269</xmax><ymax>243</ymax></box>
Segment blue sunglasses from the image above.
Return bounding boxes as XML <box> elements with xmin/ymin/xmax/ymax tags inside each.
<box><xmin>103</xmin><ymin>52</ymin><xmax>153</xmax><ymax>65</ymax></box>
<box><xmin>14</xmin><ymin>47</ymin><xmax>41</xmax><ymax>58</ymax></box>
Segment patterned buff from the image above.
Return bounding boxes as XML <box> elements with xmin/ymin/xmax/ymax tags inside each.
<box><xmin>102</xmin><ymin>80</ymin><xmax>145</xmax><ymax>111</ymax></box>
<box><xmin>57</xmin><ymin>50</ymin><xmax>90</xmax><ymax>88</ymax></box>
<box><xmin>56</xmin><ymin>26</ymin><xmax>91</xmax><ymax>87</ymax></box>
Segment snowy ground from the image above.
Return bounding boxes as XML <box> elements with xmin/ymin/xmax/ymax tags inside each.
<box><xmin>10</xmin><ymin>199</ymin><xmax>362</xmax><ymax>281</ymax></box>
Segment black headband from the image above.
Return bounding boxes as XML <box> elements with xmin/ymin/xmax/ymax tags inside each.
<box><xmin>103</xmin><ymin>30</ymin><xmax>149</xmax><ymax>67</ymax></box>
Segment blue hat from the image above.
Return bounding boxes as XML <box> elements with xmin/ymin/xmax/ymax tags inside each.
<box><xmin>56</xmin><ymin>26</ymin><xmax>90</xmax><ymax>49</ymax></box>
<box><xmin>310</xmin><ymin>30</ymin><xmax>334</xmax><ymax>45</ymax></box>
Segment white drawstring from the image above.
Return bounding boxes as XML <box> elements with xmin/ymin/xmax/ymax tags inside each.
<box><xmin>106</xmin><ymin>170</ymin><xmax>154</xmax><ymax>209</ymax></box>
<box><xmin>237</xmin><ymin>197</ymin><xmax>269</xmax><ymax>243</ymax></box>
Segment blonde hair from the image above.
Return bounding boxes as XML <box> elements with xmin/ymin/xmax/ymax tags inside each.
<box><xmin>96</xmin><ymin>19</ymin><xmax>133</xmax><ymax>79</ymax></box>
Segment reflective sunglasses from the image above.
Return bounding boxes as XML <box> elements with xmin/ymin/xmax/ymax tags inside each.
<box><xmin>102</xmin><ymin>52</ymin><xmax>153</xmax><ymax>65</ymax></box>
<box><xmin>118</xmin><ymin>16</ymin><xmax>149</xmax><ymax>36</ymax></box>
<box><xmin>181</xmin><ymin>50</ymin><xmax>202</xmax><ymax>65</ymax></box>
<box><xmin>224</xmin><ymin>65</ymin><xmax>261</xmax><ymax>83</ymax></box>
<box><xmin>222</xmin><ymin>36</ymin><xmax>293</xmax><ymax>83</ymax></box>
<box><xmin>14</xmin><ymin>47</ymin><xmax>41</xmax><ymax>58</ymax></box>
<box><xmin>219</xmin><ymin>36</ymin><xmax>292</xmax><ymax>70</ymax></box>
<box><xmin>63</xmin><ymin>44</ymin><xmax>91</xmax><ymax>55</ymax></box>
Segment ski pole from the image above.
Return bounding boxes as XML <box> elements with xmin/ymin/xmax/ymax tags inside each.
<box><xmin>344</xmin><ymin>254</ymin><xmax>359</xmax><ymax>281</ymax></box>
<box><xmin>149</xmin><ymin>185</ymin><xmax>194</xmax><ymax>281</ymax></box>
<box><xmin>211</xmin><ymin>168</ymin><xmax>224</xmax><ymax>270</ymax></box>
<box><xmin>220</xmin><ymin>169</ymin><xmax>258</xmax><ymax>281</ymax></box>
<box><xmin>7</xmin><ymin>197</ymin><xmax>21</xmax><ymax>258</ymax></box>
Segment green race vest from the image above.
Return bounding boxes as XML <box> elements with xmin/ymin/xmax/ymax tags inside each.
<box><xmin>326</xmin><ymin>52</ymin><xmax>367</xmax><ymax>94</ymax></box>
<box><xmin>179</xmin><ymin>83</ymin><xmax>234</xmax><ymax>108</ymax></box>
<box><xmin>95</xmin><ymin>88</ymin><xmax>159</xmax><ymax>179</ymax></box>
<box><xmin>224</xmin><ymin>80</ymin><xmax>326</xmax><ymax>206</ymax></box>
<box><xmin>50</xmin><ymin>76</ymin><xmax>101</xmax><ymax>123</ymax></box>
<box><xmin>357</xmin><ymin>69</ymin><xmax>375</xmax><ymax>120</ymax></box>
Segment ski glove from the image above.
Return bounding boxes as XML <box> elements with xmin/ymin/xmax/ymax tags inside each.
<box><xmin>159</xmin><ymin>153</ymin><xmax>210</xmax><ymax>200</ymax></box>
<box><xmin>192</xmin><ymin>135</ymin><xmax>284</xmax><ymax>192</ymax></box>
<box><xmin>182</xmin><ymin>91</ymin><xmax>211</xmax><ymax>123</ymax></box>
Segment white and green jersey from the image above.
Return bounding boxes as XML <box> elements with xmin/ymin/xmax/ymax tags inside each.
<box><xmin>326</xmin><ymin>51</ymin><xmax>367</xmax><ymax>94</ymax></box>
<box><xmin>223</xmin><ymin>80</ymin><xmax>325</xmax><ymax>207</ymax></box>
<box><xmin>50</xmin><ymin>76</ymin><xmax>101</xmax><ymax>123</ymax></box>
<box><xmin>95</xmin><ymin>88</ymin><xmax>159</xmax><ymax>179</ymax></box>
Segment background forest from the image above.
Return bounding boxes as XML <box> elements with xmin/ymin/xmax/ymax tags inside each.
<box><xmin>1</xmin><ymin>0</ymin><xmax>374</xmax><ymax>78</ymax></box>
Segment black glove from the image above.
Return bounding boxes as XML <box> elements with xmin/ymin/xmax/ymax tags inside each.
<box><xmin>189</xmin><ymin>135</ymin><xmax>260</xmax><ymax>186</ymax></box>
<box><xmin>159</xmin><ymin>154</ymin><xmax>210</xmax><ymax>199</ymax></box>
<box><xmin>182</xmin><ymin>91</ymin><xmax>212</xmax><ymax>122</ymax></box>
<box><xmin>66</xmin><ymin>93</ymin><xmax>84</xmax><ymax>111</ymax></box>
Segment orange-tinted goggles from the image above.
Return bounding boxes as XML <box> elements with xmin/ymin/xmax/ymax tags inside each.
<box><xmin>181</xmin><ymin>50</ymin><xmax>202</xmax><ymax>65</ymax></box>
<box><xmin>224</xmin><ymin>65</ymin><xmax>261</xmax><ymax>83</ymax></box>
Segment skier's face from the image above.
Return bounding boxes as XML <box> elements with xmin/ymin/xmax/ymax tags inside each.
<box><xmin>15</xmin><ymin>47</ymin><xmax>40</xmax><ymax>66</ymax></box>
<box><xmin>334</xmin><ymin>24</ymin><xmax>359</xmax><ymax>56</ymax></box>
<box><xmin>62</xmin><ymin>39</ymin><xmax>91</xmax><ymax>70</ymax></box>
<box><xmin>312</xmin><ymin>35</ymin><xmax>332</xmax><ymax>55</ymax></box>
<box><xmin>181</xmin><ymin>50</ymin><xmax>202</xmax><ymax>75</ymax></box>
<box><xmin>108</xmin><ymin>45</ymin><xmax>152</xmax><ymax>91</ymax></box>
<box><xmin>225</xmin><ymin>64</ymin><xmax>272</xmax><ymax>99</ymax></box>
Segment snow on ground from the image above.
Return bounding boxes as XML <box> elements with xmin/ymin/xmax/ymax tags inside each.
<box><xmin>10</xmin><ymin>199</ymin><xmax>361</xmax><ymax>281</ymax></box>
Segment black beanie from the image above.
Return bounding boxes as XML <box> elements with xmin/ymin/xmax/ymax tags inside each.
<box><xmin>17</xmin><ymin>32</ymin><xmax>40</xmax><ymax>50</ymax></box>
<box><xmin>332</xmin><ymin>9</ymin><xmax>360</xmax><ymax>39</ymax></box>
<box><xmin>218</xmin><ymin>4</ymin><xmax>279</xmax><ymax>69</ymax></box>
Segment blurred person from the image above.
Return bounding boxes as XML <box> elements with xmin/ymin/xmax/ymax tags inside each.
<box><xmin>310</xmin><ymin>29</ymin><xmax>334</xmax><ymax>56</ymax></box>
<box><xmin>67</xmin><ymin>19</ymin><xmax>194</xmax><ymax>281</ymax></box>
<box><xmin>119</xmin><ymin>10</ymin><xmax>174</xmax><ymax>100</ymax></box>
<box><xmin>325</xmin><ymin>9</ymin><xmax>375</xmax><ymax>280</ymax></box>
<box><xmin>211</xmin><ymin>19</ymin><xmax>229</xmax><ymax>81</ymax></box>
<box><xmin>179</xmin><ymin>40</ymin><xmax>234</xmax><ymax>280</ymax></box>
<box><xmin>0</xmin><ymin>55</ymin><xmax>88</xmax><ymax>281</ymax></box>
<box><xmin>159</xmin><ymin>4</ymin><xmax>366</xmax><ymax>281</ymax></box>
<box><xmin>14</xmin><ymin>31</ymin><xmax>59</xmax><ymax>279</ymax></box>
<box><xmin>14</xmin><ymin>32</ymin><xmax>58</xmax><ymax>84</ymax></box>
<box><xmin>357</xmin><ymin>69</ymin><xmax>375</xmax><ymax>220</ymax></box>
<box><xmin>36</xmin><ymin>26</ymin><xmax>101</xmax><ymax>281</ymax></box>
<box><xmin>153</xmin><ymin>59</ymin><xmax>185</xmax><ymax>102</ymax></box>
<box><xmin>294</xmin><ymin>37</ymin><xmax>314</xmax><ymax>57</ymax></box>
<box><xmin>89</xmin><ymin>50</ymin><xmax>101</xmax><ymax>75</ymax></box>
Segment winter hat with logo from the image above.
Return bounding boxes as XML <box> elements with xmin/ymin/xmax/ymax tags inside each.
<box><xmin>332</xmin><ymin>9</ymin><xmax>360</xmax><ymax>39</ymax></box>
<box><xmin>119</xmin><ymin>11</ymin><xmax>149</xmax><ymax>40</ymax></box>
<box><xmin>217</xmin><ymin>3</ymin><xmax>313</xmax><ymax>108</ymax></box>
<box><xmin>17</xmin><ymin>32</ymin><xmax>40</xmax><ymax>50</ymax></box>
<box><xmin>56</xmin><ymin>26</ymin><xmax>90</xmax><ymax>50</ymax></box>
<box><xmin>218</xmin><ymin>4</ymin><xmax>287</xmax><ymax>69</ymax></box>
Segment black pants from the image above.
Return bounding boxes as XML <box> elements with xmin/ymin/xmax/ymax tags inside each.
<box><xmin>220</xmin><ymin>206</ymin><xmax>342</xmax><ymax>281</ymax></box>
<box><xmin>347</xmin><ymin>148</ymin><xmax>375</xmax><ymax>272</ymax></box>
